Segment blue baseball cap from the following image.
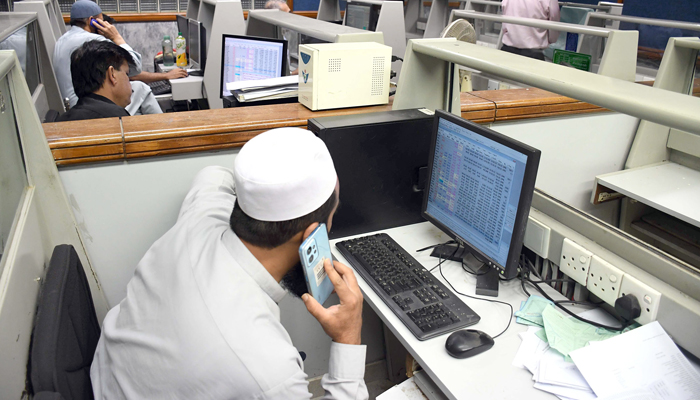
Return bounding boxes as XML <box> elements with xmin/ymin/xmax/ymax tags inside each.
<box><xmin>70</xmin><ymin>0</ymin><xmax>102</xmax><ymax>19</ymax></box>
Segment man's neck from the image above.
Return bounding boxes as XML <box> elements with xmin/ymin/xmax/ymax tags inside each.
<box><xmin>240</xmin><ymin>236</ymin><xmax>301</xmax><ymax>282</ymax></box>
<box><xmin>90</xmin><ymin>90</ymin><xmax>119</xmax><ymax>105</ymax></box>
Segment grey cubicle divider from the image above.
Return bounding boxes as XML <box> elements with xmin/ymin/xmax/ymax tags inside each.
<box><xmin>317</xmin><ymin>0</ymin><xmax>341</xmax><ymax>21</ymax></box>
<box><xmin>247</xmin><ymin>10</ymin><xmax>384</xmax><ymax>44</ymax></box>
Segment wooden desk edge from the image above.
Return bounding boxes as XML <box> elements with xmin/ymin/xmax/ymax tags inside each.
<box><xmin>44</xmin><ymin>88</ymin><xmax>613</xmax><ymax>165</ymax></box>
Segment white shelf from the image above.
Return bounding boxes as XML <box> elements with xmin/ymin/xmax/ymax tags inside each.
<box><xmin>595</xmin><ymin>162</ymin><xmax>700</xmax><ymax>228</ymax></box>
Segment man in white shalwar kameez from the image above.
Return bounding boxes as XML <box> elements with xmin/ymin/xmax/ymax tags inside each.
<box><xmin>91</xmin><ymin>128</ymin><xmax>369</xmax><ymax>400</ymax></box>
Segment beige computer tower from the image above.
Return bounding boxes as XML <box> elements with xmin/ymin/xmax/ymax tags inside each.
<box><xmin>298</xmin><ymin>42</ymin><xmax>392</xmax><ymax>111</ymax></box>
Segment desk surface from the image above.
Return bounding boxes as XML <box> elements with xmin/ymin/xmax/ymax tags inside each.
<box><xmin>332</xmin><ymin>222</ymin><xmax>569</xmax><ymax>400</ymax></box>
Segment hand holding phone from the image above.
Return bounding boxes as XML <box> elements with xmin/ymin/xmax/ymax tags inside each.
<box><xmin>299</xmin><ymin>223</ymin><xmax>334</xmax><ymax>305</ymax></box>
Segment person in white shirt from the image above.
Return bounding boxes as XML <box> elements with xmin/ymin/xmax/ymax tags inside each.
<box><xmin>501</xmin><ymin>0</ymin><xmax>560</xmax><ymax>60</ymax></box>
<box><xmin>91</xmin><ymin>127</ymin><xmax>369</xmax><ymax>399</ymax></box>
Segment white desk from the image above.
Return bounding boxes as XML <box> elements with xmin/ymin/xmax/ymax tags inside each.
<box><xmin>331</xmin><ymin>222</ymin><xmax>568</xmax><ymax>400</ymax></box>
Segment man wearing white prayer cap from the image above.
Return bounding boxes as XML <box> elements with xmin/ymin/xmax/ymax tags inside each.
<box><xmin>91</xmin><ymin>128</ymin><xmax>368</xmax><ymax>400</ymax></box>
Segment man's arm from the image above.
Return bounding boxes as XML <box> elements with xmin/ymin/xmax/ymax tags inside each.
<box><xmin>92</xmin><ymin>18</ymin><xmax>143</xmax><ymax>76</ymax></box>
<box><xmin>130</xmin><ymin>69</ymin><xmax>188</xmax><ymax>83</ymax></box>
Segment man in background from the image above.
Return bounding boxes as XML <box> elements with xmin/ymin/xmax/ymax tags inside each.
<box><xmin>57</xmin><ymin>41</ymin><xmax>132</xmax><ymax>121</ymax></box>
<box><xmin>264</xmin><ymin>0</ymin><xmax>290</xmax><ymax>12</ymax></box>
<box><xmin>53</xmin><ymin>0</ymin><xmax>185</xmax><ymax>115</ymax></box>
<box><xmin>500</xmin><ymin>0</ymin><xmax>560</xmax><ymax>60</ymax></box>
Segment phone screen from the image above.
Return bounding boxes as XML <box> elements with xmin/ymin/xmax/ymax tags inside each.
<box><xmin>299</xmin><ymin>224</ymin><xmax>335</xmax><ymax>305</ymax></box>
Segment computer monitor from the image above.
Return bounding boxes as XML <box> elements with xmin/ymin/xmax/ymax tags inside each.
<box><xmin>188</xmin><ymin>19</ymin><xmax>207</xmax><ymax>70</ymax></box>
<box><xmin>422</xmin><ymin>110</ymin><xmax>540</xmax><ymax>288</ymax></box>
<box><xmin>176</xmin><ymin>15</ymin><xmax>189</xmax><ymax>58</ymax></box>
<box><xmin>219</xmin><ymin>34</ymin><xmax>287</xmax><ymax>98</ymax></box>
<box><xmin>345</xmin><ymin>2</ymin><xmax>379</xmax><ymax>31</ymax></box>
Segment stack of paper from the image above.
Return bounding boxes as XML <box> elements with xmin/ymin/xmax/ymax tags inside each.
<box><xmin>226</xmin><ymin>76</ymin><xmax>298</xmax><ymax>102</ymax></box>
<box><xmin>511</xmin><ymin>297</ymin><xmax>631</xmax><ymax>399</ymax></box>
<box><xmin>570</xmin><ymin>321</ymin><xmax>700</xmax><ymax>400</ymax></box>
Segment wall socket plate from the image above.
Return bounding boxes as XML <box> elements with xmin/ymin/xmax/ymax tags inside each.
<box><xmin>619</xmin><ymin>274</ymin><xmax>662</xmax><ymax>325</ymax></box>
<box><xmin>587</xmin><ymin>255</ymin><xmax>624</xmax><ymax>306</ymax></box>
<box><xmin>559</xmin><ymin>238</ymin><xmax>592</xmax><ymax>286</ymax></box>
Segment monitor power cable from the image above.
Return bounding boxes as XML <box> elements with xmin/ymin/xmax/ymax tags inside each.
<box><xmin>421</xmin><ymin>240</ymin><xmax>514</xmax><ymax>339</ymax></box>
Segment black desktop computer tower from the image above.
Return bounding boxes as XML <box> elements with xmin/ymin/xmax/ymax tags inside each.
<box><xmin>308</xmin><ymin>109</ymin><xmax>434</xmax><ymax>239</ymax></box>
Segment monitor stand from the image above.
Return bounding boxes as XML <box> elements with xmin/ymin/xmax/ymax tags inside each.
<box><xmin>430</xmin><ymin>244</ymin><xmax>500</xmax><ymax>297</ymax></box>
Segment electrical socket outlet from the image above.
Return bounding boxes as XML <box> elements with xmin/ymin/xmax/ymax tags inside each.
<box><xmin>619</xmin><ymin>274</ymin><xmax>662</xmax><ymax>325</ymax></box>
<box><xmin>559</xmin><ymin>238</ymin><xmax>592</xmax><ymax>286</ymax></box>
<box><xmin>587</xmin><ymin>255</ymin><xmax>624</xmax><ymax>306</ymax></box>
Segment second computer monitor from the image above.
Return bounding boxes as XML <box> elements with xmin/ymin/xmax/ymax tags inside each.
<box><xmin>219</xmin><ymin>35</ymin><xmax>288</xmax><ymax>98</ymax></box>
<box><xmin>188</xmin><ymin>19</ymin><xmax>206</xmax><ymax>70</ymax></box>
<box><xmin>345</xmin><ymin>2</ymin><xmax>379</xmax><ymax>31</ymax></box>
<box><xmin>422</xmin><ymin>110</ymin><xmax>540</xmax><ymax>280</ymax></box>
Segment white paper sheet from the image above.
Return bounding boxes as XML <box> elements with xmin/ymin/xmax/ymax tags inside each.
<box><xmin>512</xmin><ymin>328</ymin><xmax>549</xmax><ymax>369</ymax></box>
<box><xmin>226</xmin><ymin>75</ymin><xmax>298</xmax><ymax>91</ymax></box>
<box><xmin>570</xmin><ymin>321</ymin><xmax>700</xmax><ymax>400</ymax></box>
<box><xmin>534</xmin><ymin>382</ymin><xmax>597</xmax><ymax>400</ymax></box>
<box><xmin>536</xmin><ymin>348</ymin><xmax>591</xmax><ymax>390</ymax></box>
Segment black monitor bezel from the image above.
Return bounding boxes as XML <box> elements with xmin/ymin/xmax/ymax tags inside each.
<box><xmin>176</xmin><ymin>15</ymin><xmax>189</xmax><ymax>58</ymax></box>
<box><xmin>219</xmin><ymin>34</ymin><xmax>289</xmax><ymax>99</ymax></box>
<box><xmin>187</xmin><ymin>19</ymin><xmax>206</xmax><ymax>69</ymax></box>
<box><xmin>421</xmin><ymin>109</ymin><xmax>541</xmax><ymax>280</ymax></box>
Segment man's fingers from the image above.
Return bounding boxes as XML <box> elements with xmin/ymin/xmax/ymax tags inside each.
<box><xmin>324</xmin><ymin>259</ymin><xmax>350</xmax><ymax>296</ymax></box>
<box><xmin>332</xmin><ymin>261</ymin><xmax>359</xmax><ymax>288</ymax></box>
<box><xmin>302</xmin><ymin>293</ymin><xmax>326</xmax><ymax>320</ymax></box>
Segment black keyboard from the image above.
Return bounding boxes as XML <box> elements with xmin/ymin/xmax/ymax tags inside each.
<box><xmin>148</xmin><ymin>80</ymin><xmax>171</xmax><ymax>95</ymax></box>
<box><xmin>336</xmin><ymin>233</ymin><xmax>480</xmax><ymax>340</ymax></box>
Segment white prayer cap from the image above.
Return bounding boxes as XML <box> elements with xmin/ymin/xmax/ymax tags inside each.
<box><xmin>234</xmin><ymin>128</ymin><xmax>337</xmax><ymax>222</ymax></box>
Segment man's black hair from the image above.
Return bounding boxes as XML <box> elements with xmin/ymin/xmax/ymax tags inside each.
<box><xmin>230</xmin><ymin>190</ymin><xmax>337</xmax><ymax>249</ymax></box>
<box><xmin>69</xmin><ymin>17</ymin><xmax>89</xmax><ymax>28</ymax></box>
<box><xmin>70</xmin><ymin>40</ymin><xmax>133</xmax><ymax>99</ymax></box>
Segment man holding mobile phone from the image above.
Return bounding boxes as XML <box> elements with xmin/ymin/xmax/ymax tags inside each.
<box><xmin>53</xmin><ymin>1</ymin><xmax>186</xmax><ymax>115</ymax></box>
<box><xmin>91</xmin><ymin>128</ymin><xmax>368</xmax><ymax>399</ymax></box>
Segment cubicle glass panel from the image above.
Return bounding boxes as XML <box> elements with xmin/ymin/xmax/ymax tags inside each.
<box><xmin>0</xmin><ymin>74</ymin><xmax>28</xmax><ymax>265</ymax></box>
<box><xmin>0</xmin><ymin>23</ymin><xmax>41</xmax><ymax>96</ymax></box>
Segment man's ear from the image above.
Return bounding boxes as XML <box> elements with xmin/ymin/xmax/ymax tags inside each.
<box><xmin>302</xmin><ymin>222</ymin><xmax>319</xmax><ymax>242</ymax></box>
<box><xmin>106</xmin><ymin>66</ymin><xmax>117</xmax><ymax>86</ymax></box>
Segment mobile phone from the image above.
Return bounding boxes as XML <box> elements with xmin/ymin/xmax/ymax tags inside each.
<box><xmin>299</xmin><ymin>223</ymin><xmax>334</xmax><ymax>305</ymax></box>
<box><xmin>90</xmin><ymin>18</ymin><xmax>100</xmax><ymax>28</ymax></box>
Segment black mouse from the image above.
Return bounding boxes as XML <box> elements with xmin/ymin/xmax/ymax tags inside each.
<box><xmin>445</xmin><ymin>329</ymin><xmax>494</xmax><ymax>359</ymax></box>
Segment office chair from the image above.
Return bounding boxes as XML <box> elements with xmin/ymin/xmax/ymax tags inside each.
<box><xmin>27</xmin><ymin>245</ymin><xmax>101</xmax><ymax>400</ymax></box>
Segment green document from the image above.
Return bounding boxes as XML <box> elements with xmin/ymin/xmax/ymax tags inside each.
<box><xmin>553</xmin><ymin>49</ymin><xmax>592</xmax><ymax>72</ymax></box>
<box><xmin>515</xmin><ymin>295</ymin><xmax>554</xmax><ymax>327</ymax></box>
<box><xmin>541</xmin><ymin>305</ymin><xmax>619</xmax><ymax>358</ymax></box>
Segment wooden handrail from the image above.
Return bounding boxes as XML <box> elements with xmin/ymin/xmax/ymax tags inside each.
<box><xmin>43</xmin><ymin>88</ymin><xmax>607</xmax><ymax>166</ymax></box>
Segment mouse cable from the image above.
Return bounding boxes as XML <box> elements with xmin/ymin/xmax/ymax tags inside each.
<box><xmin>519</xmin><ymin>262</ymin><xmax>629</xmax><ymax>332</ymax></box>
<box><xmin>438</xmin><ymin>261</ymin><xmax>514</xmax><ymax>340</ymax></box>
<box><xmin>428</xmin><ymin>240</ymin><xmax>460</xmax><ymax>272</ymax></box>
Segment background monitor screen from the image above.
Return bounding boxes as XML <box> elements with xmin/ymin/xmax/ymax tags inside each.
<box><xmin>346</xmin><ymin>3</ymin><xmax>371</xmax><ymax>30</ymax></box>
<box><xmin>423</xmin><ymin>111</ymin><xmax>540</xmax><ymax>278</ymax></box>
<box><xmin>176</xmin><ymin>15</ymin><xmax>189</xmax><ymax>56</ymax></box>
<box><xmin>220</xmin><ymin>35</ymin><xmax>287</xmax><ymax>98</ymax></box>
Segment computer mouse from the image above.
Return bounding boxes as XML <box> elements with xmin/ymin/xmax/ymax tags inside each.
<box><xmin>445</xmin><ymin>329</ymin><xmax>494</xmax><ymax>359</ymax></box>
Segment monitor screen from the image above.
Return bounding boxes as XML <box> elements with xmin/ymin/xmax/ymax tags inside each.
<box><xmin>176</xmin><ymin>15</ymin><xmax>189</xmax><ymax>56</ymax></box>
<box><xmin>422</xmin><ymin>110</ymin><xmax>540</xmax><ymax>279</ymax></box>
<box><xmin>346</xmin><ymin>3</ymin><xmax>371</xmax><ymax>30</ymax></box>
<box><xmin>219</xmin><ymin>35</ymin><xmax>287</xmax><ymax>98</ymax></box>
<box><xmin>188</xmin><ymin>19</ymin><xmax>206</xmax><ymax>70</ymax></box>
